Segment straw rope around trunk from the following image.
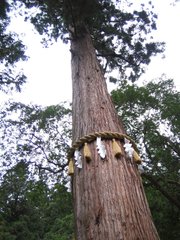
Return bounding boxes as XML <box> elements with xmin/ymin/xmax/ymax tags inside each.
<box><xmin>67</xmin><ymin>131</ymin><xmax>141</xmax><ymax>173</ymax></box>
<box><xmin>68</xmin><ymin>132</ymin><xmax>138</xmax><ymax>158</ymax></box>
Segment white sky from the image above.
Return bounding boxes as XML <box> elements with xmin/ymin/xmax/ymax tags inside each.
<box><xmin>1</xmin><ymin>0</ymin><xmax>180</xmax><ymax>106</ymax></box>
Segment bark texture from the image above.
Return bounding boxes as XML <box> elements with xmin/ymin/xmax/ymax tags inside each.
<box><xmin>71</xmin><ymin>32</ymin><xmax>159</xmax><ymax>240</ymax></box>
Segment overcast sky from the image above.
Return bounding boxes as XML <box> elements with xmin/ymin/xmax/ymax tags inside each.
<box><xmin>1</xmin><ymin>0</ymin><xmax>180</xmax><ymax>106</ymax></box>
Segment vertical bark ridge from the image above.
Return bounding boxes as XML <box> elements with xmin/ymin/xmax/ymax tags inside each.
<box><xmin>71</xmin><ymin>32</ymin><xmax>159</xmax><ymax>239</ymax></box>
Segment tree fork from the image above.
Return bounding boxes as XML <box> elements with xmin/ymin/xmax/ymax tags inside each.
<box><xmin>71</xmin><ymin>32</ymin><xmax>159</xmax><ymax>240</ymax></box>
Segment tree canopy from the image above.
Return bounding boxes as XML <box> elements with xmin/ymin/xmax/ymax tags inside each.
<box><xmin>5</xmin><ymin>0</ymin><xmax>165</xmax><ymax>81</ymax></box>
<box><xmin>0</xmin><ymin>0</ymin><xmax>27</xmax><ymax>93</ymax></box>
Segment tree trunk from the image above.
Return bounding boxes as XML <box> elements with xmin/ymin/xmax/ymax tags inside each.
<box><xmin>71</xmin><ymin>32</ymin><xmax>159</xmax><ymax>240</ymax></box>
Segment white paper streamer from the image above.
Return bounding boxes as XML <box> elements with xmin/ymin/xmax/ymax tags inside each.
<box><xmin>96</xmin><ymin>137</ymin><xmax>106</xmax><ymax>159</ymax></box>
<box><xmin>124</xmin><ymin>138</ymin><xmax>134</xmax><ymax>158</ymax></box>
<box><xmin>138</xmin><ymin>165</ymin><xmax>144</xmax><ymax>175</ymax></box>
<box><xmin>74</xmin><ymin>150</ymin><xmax>82</xmax><ymax>169</ymax></box>
<box><xmin>65</xmin><ymin>176</ymin><xmax>71</xmax><ymax>192</ymax></box>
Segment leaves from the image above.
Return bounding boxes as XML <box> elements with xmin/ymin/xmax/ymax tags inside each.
<box><xmin>0</xmin><ymin>101</ymin><xmax>72</xmax><ymax>183</ymax></box>
<box><xmin>0</xmin><ymin>162</ymin><xmax>74</xmax><ymax>240</ymax></box>
<box><xmin>0</xmin><ymin>68</ymin><xmax>26</xmax><ymax>93</ymax></box>
<box><xmin>0</xmin><ymin>2</ymin><xmax>28</xmax><ymax>94</ymax></box>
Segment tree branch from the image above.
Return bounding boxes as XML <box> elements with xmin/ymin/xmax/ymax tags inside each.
<box><xmin>166</xmin><ymin>179</ymin><xmax>180</xmax><ymax>187</ymax></box>
<box><xmin>162</xmin><ymin>135</ymin><xmax>180</xmax><ymax>156</ymax></box>
<box><xmin>142</xmin><ymin>173</ymin><xmax>180</xmax><ymax>210</ymax></box>
<box><xmin>96</xmin><ymin>52</ymin><xmax>139</xmax><ymax>68</ymax></box>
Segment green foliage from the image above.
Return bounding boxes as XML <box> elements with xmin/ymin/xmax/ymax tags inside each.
<box><xmin>0</xmin><ymin>27</ymin><xmax>27</xmax><ymax>66</ymax></box>
<box><xmin>43</xmin><ymin>184</ymin><xmax>74</xmax><ymax>240</ymax></box>
<box><xmin>0</xmin><ymin>161</ymin><xmax>44</xmax><ymax>240</ymax></box>
<box><xmin>0</xmin><ymin>100</ymin><xmax>73</xmax><ymax>238</ymax></box>
<box><xmin>0</xmin><ymin>0</ymin><xmax>12</xmax><ymax>20</ymax></box>
<box><xmin>0</xmin><ymin>0</ymin><xmax>27</xmax><ymax>93</ymax></box>
<box><xmin>0</xmin><ymin>68</ymin><xmax>26</xmax><ymax>93</ymax></box>
<box><xmin>11</xmin><ymin>0</ymin><xmax>164</xmax><ymax>81</ymax></box>
<box><xmin>111</xmin><ymin>76</ymin><xmax>180</xmax><ymax>239</ymax></box>
<box><xmin>145</xmin><ymin>185</ymin><xmax>180</xmax><ymax>240</ymax></box>
<box><xmin>0</xmin><ymin>161</ymin><xmax>74</xmax><ymax>240</ymax></box>
<box><xmin>0</xmin><ymin>102</ymin><xmax>72</xmax><ymax>183</ymax></box>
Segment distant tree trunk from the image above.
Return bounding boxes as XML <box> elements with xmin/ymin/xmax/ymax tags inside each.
<box><xmin>71</xmin><ymin>31</ymin><xmax>159</xmax><ymax>240</ymax></box>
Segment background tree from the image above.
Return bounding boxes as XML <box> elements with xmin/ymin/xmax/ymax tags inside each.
<box><xmin>0</xmin><ymin>161</ymin><xmax>45</xmax><ymax>240</ymax></box>
<box><xmin>0</xmin><ymin>101</ymin><xmax>71</xmax><ymax>183</ymax></box>
<box><xmin>0</xmin><ymin>0</ymin><xmax>27</xmax><ymax>93</ymax></box>
<box><xmin>0</xmin><ymin>161</ymin><xmax>74</xmax><ymax>240</ymax></box>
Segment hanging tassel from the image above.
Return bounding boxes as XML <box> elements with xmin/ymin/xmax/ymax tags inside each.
<box><xmin>83</xmin><ymin>142</ymin><xmax>92</xmax><ymax>162</ymax></box>
<box><xmin>133</xmin><ymin>150</ymin><xmax>142</xmax><ymax>164</ymax></box>
<box><xmin>68</xmin><ymin>158</ymin><xmax>74</xmax><ymax>175</ymax></box>
<box><xmin>112</xmin><ymin>139</ymin><xmax>122</xmax><ymax>158</ymax></box>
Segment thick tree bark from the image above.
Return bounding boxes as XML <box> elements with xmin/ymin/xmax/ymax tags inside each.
<box><xmin>71</xmin><ymin>32</ymin><xmax>159</xmax><ymax>240</ymax></box>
